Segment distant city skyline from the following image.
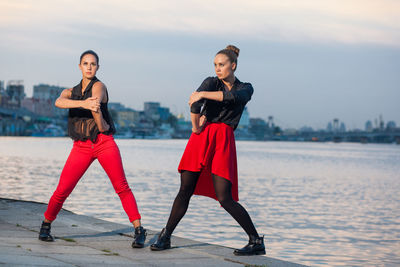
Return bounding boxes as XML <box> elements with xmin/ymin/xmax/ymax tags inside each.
<box><xmin>2</xmin><ymin>80</ymin><xmax>398</xmax><ymax>143</ymax></box>
<box><xmin>1</xmin><ymin>1</ymin><xmax>399</xmax><ymax>129</ymax></box>
<box><xmin>1</xmin><ymin>78</ymin><xmax>397</xmax><ymax>131</ymax></box>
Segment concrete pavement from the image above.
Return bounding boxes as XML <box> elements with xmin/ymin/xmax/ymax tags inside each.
<box><xmin>0</xmin><ymin>198</ymin><xmax>306</xmax><ymax>266</ymax></box>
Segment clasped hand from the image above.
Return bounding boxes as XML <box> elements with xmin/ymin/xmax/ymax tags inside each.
<box><xmin>192</xmin><ymin>115</ymin><xmax>207</xmax><ymax>134</ymax></box>
<box><xmin>84</xmin><ymin>97</ymin><xmax>100</xmax><ymax>112</ymax></box>
<box><xmin>188</xmin><ymin>92</ymin><xmax>202</xmax><ymax>107</ymax></box>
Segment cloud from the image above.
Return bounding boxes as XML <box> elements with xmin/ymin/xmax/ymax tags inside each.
<box><xmin>1</xmin><ymin>0</ymin><xmax>399</xmax><ymax>47</ymax></box>
<box><xmin>1</xmin><ymin>0</ymin><xmax>399</xmax><ymax>129</ymax></box>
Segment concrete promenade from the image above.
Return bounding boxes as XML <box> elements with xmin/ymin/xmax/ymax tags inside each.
<box><xmin>0</xmin><ymin>198</ymin><xmax>306</xmax><ymax>266</ymax></box>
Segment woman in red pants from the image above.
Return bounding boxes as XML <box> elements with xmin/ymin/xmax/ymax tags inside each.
<box><xmin>39</xmin><ymin>50</ymin><xmax>146</xmax><ymax>248</ymax></box>
<box><xmin>151</xmin><ymin>45</ymin><xmax>265</xmax><ymax>256</ymax></box>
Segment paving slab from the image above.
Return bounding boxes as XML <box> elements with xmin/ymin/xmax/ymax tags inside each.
<box><xmin>0</xmin><ymin>198</ymin><xmax>307</xmax><ymax>267</ymax></box>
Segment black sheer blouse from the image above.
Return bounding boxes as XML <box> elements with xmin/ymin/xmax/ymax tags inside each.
<box><xmin>68</xmin><ymin>77</ymin><xmax>115</xmax><ymax>142</ymax></box>
<box><xmin>190</xmin><ymin>77</ymin><xmax>253</xmax><ymax>130</ymax></box>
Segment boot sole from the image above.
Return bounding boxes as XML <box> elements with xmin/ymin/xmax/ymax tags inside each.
<box><xmin>150</xmin><ymin>245</ymin><xmax>171</xmax><ymax>251</ymax></box>
<box><xmin>132</xmin><ymin>243</ymin><xmax>144</xmax><ymax>248</ymax></box>
<box><xmin>233</xmin><ymin>249</ymin><xmax>266</xmax><ymax>256</ymax></box>
<box><xmin>38</xmin><ymin>237</ymin><xmax>54</xmax><ymax>242</ymax></box>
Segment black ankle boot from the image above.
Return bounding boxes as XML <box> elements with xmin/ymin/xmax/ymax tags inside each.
<box><xmin>38</xmin><ymin>221</ymin><xmax>54</xmax><ymax>242</ymax></box>
<box><xmin>150</xmin><ymin>228</ymin><xmax>171</xmax><ymax>251</ymax></box>
<box><xmin>234</xmin><ymin>235</ymin><xmax>265</xmax><ymax>256</ymax></box>
<box><xmin>132</xmin><ymin>226</ymin><xmax>147</xmax><ymax>248</ymax></box>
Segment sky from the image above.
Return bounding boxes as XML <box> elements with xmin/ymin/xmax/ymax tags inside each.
<box><xmin>1</xmin><ymin>0</ymin><xmax>399</xmax><ymax>130</ymax></box>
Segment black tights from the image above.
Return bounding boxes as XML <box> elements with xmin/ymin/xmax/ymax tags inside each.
<box><xmin>165</xmin><ymin>170</ymin><xmax>259</xmax><ymax>238</ymax></box>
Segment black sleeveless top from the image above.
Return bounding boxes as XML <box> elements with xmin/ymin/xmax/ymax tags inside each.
<box><xmin>68</xmin><ymin>77</ymin><xmax>116</xmax><ymax>142</ymax></box>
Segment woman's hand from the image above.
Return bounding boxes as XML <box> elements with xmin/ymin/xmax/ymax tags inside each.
<box><xmin>192</xmin><ymin>115</ymin><xmax>207</xmax><ymax>134</ymax></box>
<box><xmin>83</xmin><ymin>97</ymin><xmax>100</xmax><ymax>112</ymax></box>
<box><xmin>188</xmin><ymin>92</ymin><xmax>203</xmax><ymax>107</ymax></box>
<box><xmin>192</xmin><ymin>126</ymin><xmax>201</xmax><ymax>134</ymax></box>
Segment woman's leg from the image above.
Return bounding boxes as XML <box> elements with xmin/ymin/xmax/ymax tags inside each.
<box><xmin>151</xmin><ymin>170</ymin><xmax>200</xmax><ymax>251</ymax></box>
<box><xmin>213</xmin><ymin>175</ymin><xmax>265</xmax><ymax>255</ymax></box>
<box><xmin>96</xmin><ymin>140</ymin><xmax>141</xmax><ymax>224</ymax></box>
<box><xmin>165</xmin><ymin>170</ymin><xmax>201</xmax><ymax>233</ymax></box>
<box><xmin>96</xmin><ymin>138</ymin><xmax>146</xmax><ymax>248</ymax></box>
<box><xmin>212</xmin><ymin>175</ymin><xmax>258</xmax><ymax>237</ymax></box>
<box><xmin>44</xmin><ymin>145</ymin><xmax>94</xmax><ymax>222</ymax></box>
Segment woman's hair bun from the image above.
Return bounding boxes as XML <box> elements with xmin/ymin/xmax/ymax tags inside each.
<box><xmin>226</xmin><ymin>45</ymin><xmax>240</xmax><ymax>57</ymax></box>
<box><xmin>216</xmin><ymin>45</ymin><xmax>240</xmax><ymax>70</ymax></box>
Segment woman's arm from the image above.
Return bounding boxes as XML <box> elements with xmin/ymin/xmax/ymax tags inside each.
<box><xmin>189</xmin><ymin>83</ymin><xmax>254</xmax><ymax>107</ymax></box>
<box><xmin>190</xmin><ymin>77</ymin><xmax>216</xmax><ymax>113</ymax></box>
<box><xmin>221</xmin><ymin>83</ymin><xmax>253</xmax><ymax>104</ymax></box>
<box><xmin>191</xmin><ymin>113</ymin><xmax>202</xmax><ymax>134</ymax></box>
<box><xmin>90</xmin><ymin>82</ymin><xmax>110</xmax><ymax>133</ymax></box>
<box><xmin>55</xmin><ymin>88</ymin><xmax>100</xmax><ymax>112</ymax></box>
<box><xmin>189</xmin><ymin>91</ymin><xmax>223</xmax><ymax>107</ymax></box>
<box><xmin>191</xmin><ymin>113</ymin><xmax>207</xmax><ymax>134</ymax></box>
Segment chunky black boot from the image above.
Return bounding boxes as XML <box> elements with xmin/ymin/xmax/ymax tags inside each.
<box><xmin>38</xmin><ymin>221</ymin><xmax>54</xmax><ymax>242</ymax></box>
<box><xmin>234</xmin><ymin>235</ymin><xmax>265</xmax><ymax>256</ymax></box>
<box><xmin>131</xmin><ymin>226</ymin><xmax>147</xmax><ymax>248</ymax></box>
<box><xmin>150</xmin><ymin>228</ymin><xmax>171</xmax><ymax>251</ymax></box>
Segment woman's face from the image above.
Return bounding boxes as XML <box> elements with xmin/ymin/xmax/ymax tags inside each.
<box><xmin>79</xmin><ymin>54</ymin><xmax>99</xmax><ymax>79</ymax></box>
<box><xmin>214</xmin><ymin>54</ymin><xmax>236</xmax><ymax>80</ymax></box>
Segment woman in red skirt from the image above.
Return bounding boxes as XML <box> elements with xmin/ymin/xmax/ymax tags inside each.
<box><xmin>38</xmin><ymin>50</ymin><xmax>146</xmax><ymax>248</ymax></box>
<box><xmin>151</xmin><ymin>45</ymin><xmax>265</xmax><ymax>256</ymax></box>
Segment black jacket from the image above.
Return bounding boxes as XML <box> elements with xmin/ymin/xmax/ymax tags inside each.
<box><xmin>191</xmin><ymin>76</ymin><xmax>253</xmax><ymax>130</ymax></box>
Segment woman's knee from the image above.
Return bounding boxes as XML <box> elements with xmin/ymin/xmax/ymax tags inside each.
<box><xmin>176</xmin><ymin>186</ymin><xmax>194</xmax><ymax>201</ymax></box>
<box><xmin>51</xmin><ymin>189</ymin><xmax>70</xmax><ymax>203</ymax></box>
<box><xmin>113</xmin><ymin>179</ymin><xmax>131</xmax><ymax>195</ymax></box>
<box><xmin>216</xmin><ymin>192</ymin><xmax>235</xmax><ymax>208</ymax></box>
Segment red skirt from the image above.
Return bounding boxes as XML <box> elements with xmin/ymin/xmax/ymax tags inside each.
<box><xmin>178</xmin><ymin>122</ymin><xmax>239</xmax><ymax>201</ymax></box>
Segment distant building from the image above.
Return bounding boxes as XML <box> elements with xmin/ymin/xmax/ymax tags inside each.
<box><xmin>115</xmin><ymin>108</ymin><xmax>140</xmax><ymax>128</ymax></box>
<box><xmin>21</xmin><ymin>98</ymin><xmax>52</xmax><ymax>117</ymax></box>
<box><xmin>340</xmin><ymin>122</ymin><xmax>346</xmax><ymax>132</ymax></box>
<box><xmin>143</xmin><ymin>102</ymin><xmax>172</xmax><ymax>122</ymax></box>
<box><xmin>0</xmin><ymin>80</ymin><xmax>8</xmax><ymax>106</ymax></box>
<box><xmin>327</xmin><ymin>122</ymin><xmax>333</xmax><ymax>132</ymax></box>
<box><xmin>386</xmin><ymin>121</ymin><xmax>396</xmax><ymax>130</ymax></box>
<box><xmin>238</xmin><ymin>107</ymin><xmax>250</xmax><ymax>129</ymax></box>
<box><xmin>333</xmin><ymin>118</ymin><xmax>339</xmax><ymax>132</ymax></box>
<box><xmin>379</xmin><ymin>115</ymin><xmax>385</xmax><ymax>131</ymax></box>
<box><xmin>365</xmin><ymin>120</ymin><xmax>373</xmax><ymax>132</ymax></box>
<box><xmin>158</xmin><ymin>106</ymin><xmax>171</xmax><ymax>121</ymax></box>
<box><xmin>108</xmin><ymin>102</ymin><xmax>126</xmax><ymax>111</ymax></box>
<box><xmin>249</xmin><ymin>118</ymin><xmax>267</xmax><ymax>140</ymax></box>
<box><xmin>176</xmin><ymin>114</ymin><xmax>191</xmax><ymax>130</ymax></box>
<box><xmin>33</xmin><ymin>84</ymin><xmax>64</xmax><ymax>101</ymax></box>
<box><xmin>144</xmin><ymin>102</ymin><xmax>161</xmax><ymax>121</ymax></box>
<box><xmin>174</xmin><ymin>113</ymin><xmax>192</xmax><ymax>138</ymax></box>
<box><xmin>6</xmin><ymin>80</ymin><xmax>25</xmax><ymax>108</ymax></box>
<box><xmin>283</xmin><ymin>128</ymin><xmax>297</xmax><ymax>135</ymax></box>
<box><xmin>108</xmin><ymin>103</ymin><xmax>140</xmax><ymax>128</ymax></box>
<box><xmin>21</xmin><ymin>84</ymin><xmax>67</xmax><ymax>118</ymax></box>
<box><xmin>250</xmin><ymin>118</ymin><xmax>267</xmax><ymax>127</ymax></box>
<box><xmin>267</xmin><ymin>116</ymin><xmax>274</xmax><ymax>129</ymax></box>
<box><xmin>299</xmin><ymin>126</ymin><xmax>314</xmax><ymax>133</ymax></box>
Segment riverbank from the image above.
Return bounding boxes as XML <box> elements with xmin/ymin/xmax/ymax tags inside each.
<box><xmin>0</xmin><ymin>198</ymin><xmax>306</xmax><ymax>266</ymax></box>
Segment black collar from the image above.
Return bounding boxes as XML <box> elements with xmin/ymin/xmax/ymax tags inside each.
<box><xmin>77</xmin><ymin>76</ymin><xmax>99</xmax><ymax>96</ymax></box>
<box><xmin>216</xmin><ymin>77</ymin><xmax>241</xmax><ymax>91</ymax></box>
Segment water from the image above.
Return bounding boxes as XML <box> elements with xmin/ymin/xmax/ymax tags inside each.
<box><xmin>0</xmin><ymin>137</ymin><xmax>399</xmax><ymax>266</ymax></box>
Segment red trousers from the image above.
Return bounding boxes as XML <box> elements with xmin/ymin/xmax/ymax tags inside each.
<box><xmin>44</xmin><ymin>134</ymin><xmax>141</xmax><ymax>222</ymax></box>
